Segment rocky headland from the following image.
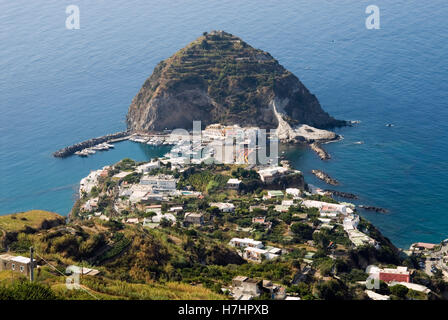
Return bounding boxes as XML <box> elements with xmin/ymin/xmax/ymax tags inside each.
<box><xmin>126</xmin><ymin>30</ymin><xmax>346</xmax><ymax>133</ymax></box>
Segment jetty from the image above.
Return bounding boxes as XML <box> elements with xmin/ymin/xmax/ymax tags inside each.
<box><xmin>309</xmin><ymin>143</ymin><xmax>331</xmax><ymax>160</ymax></box>
<box><xmin>312</xmin><ymin>169</ymin><xmax>339</xmax><ymax>186</ymax></box>
<box><xmin>358</xmin><ymin>205</ymin><xmax>388</xmax><ymax>214</ymax></box>
<box><xmin>53</xmin><ymin>131</ymin><xmax>130</xmax><ymax>158</ymax></box>
<box><xmin>325</xmin><ymin>189</ymin><xmax>358</xmax><ymax>200</ymax></box>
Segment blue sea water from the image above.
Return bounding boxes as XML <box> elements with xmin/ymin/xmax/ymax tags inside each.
<box><xmin>1</xmin><ymin>0</ymin><xmax>447</xmax><ymax>248</ymax></box>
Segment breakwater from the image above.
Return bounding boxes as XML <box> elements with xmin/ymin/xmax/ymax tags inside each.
<box><xmin>309</xmin><ymin>143</ymin><xmax>331</xmax><ymax>160</ymax></box>
<box><xmin>358</xmin><ymin>205</ymin><xmax>388</xmax><ymax>214</ymax></box>
<box><xmin>53</xmin><ymin>131</ymin><xmax>130</xmax><ymax>158</ymax></box>
<box><xmin>325</xmin><ymin>190</ymin><xmax>358</xmax><ymax>200</ymax></box>
<box><xmin>311</xmin><ymin>169</ymin><xmax>339</xmax><ymax>185</ymax></box>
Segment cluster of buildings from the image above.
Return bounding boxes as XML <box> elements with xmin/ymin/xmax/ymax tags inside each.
<box><xmin>79</xmin><ymin>166</ymin><xmax>110</xmax><ymax>195</ymax></box>
<box><xmin>114</xmin><ymin>173</ymin><xmax>201</xmax><ymax>215</ymax></box>
<box><xmin>122</xmin><ymin>206</ymin><xmax>207</xmax><ymax>229</ymax></box>
<box><xmin>159</xmin><ymin>124</ymin><xmax>263</xmax><ymax>166</ymax></box>
<box><xmin>364</xmin><ymin>265</ymin><xmax>432</xmax><ymax>299</ymax></box>
<box><xmin>301</xmin><ymin>199</ymin><xmax>378</xmax><ymax>248</ymax></box>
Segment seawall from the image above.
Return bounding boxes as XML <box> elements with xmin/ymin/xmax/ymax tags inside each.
<box><xmin>53</xmin><ymin>131</ymin><xmax>130</xmax><ymax>158</ymax></box>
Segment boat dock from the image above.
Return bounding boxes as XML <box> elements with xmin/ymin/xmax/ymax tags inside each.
<box><xmin>53</xmin><ymin>131</ymin><xmax>131</xmax><ymax>158</ymax></box>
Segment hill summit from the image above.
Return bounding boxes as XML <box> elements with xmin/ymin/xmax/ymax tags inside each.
<box><xmin>127</xmin><ymin>30</ymin><xmax>345</xmax><ymax>132</ymax></box>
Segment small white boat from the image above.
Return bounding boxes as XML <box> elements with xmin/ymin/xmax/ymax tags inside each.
<box><xmin>75</xmin><ymin>150</ymin><xmax>88</xmax><ymax>157</ymax></box>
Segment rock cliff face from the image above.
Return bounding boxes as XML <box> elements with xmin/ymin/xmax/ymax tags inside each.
<box><xmin>127</xmin><ymin>31</ymin><xmax>345</xmax><ymax>132</ymax></box>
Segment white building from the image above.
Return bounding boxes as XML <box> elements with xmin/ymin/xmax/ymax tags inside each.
<box><xmin>169</xmin><ymin>206</ymin><xmax>183</xmax><ymax>213</ymax></box>
<box><xmin>140</xmin><ymin>174</ymin><xmax>177</xmax><ymax>191</ymax></box>
<box><xmin>301</xmin><ymin>200</ymin><xmax>347</xmax><ymax>214</ymax></box>
<box><xmin>227</xmin><ymin>178</ymin><xmax>242</xmax><ymax>189</ymax></box>
<box><xmin>229</xmin><ymin>238</ymin><xmax>263</xmax><ymax>249</ymax></box>
<box><xmin>286</xmin><ymin>188</ymin><xmax>301</xmax><ymax>197</ymax></box>
<box><xmin>265</xmin><ymin>190</ymin><xmax>284</xmax><ymax>199</ymax></box>
<box><xmin>308</xmin><ymin>184</ymin><xmax>328</xmax><ymax>196</ymax></box>
<box><xmin>79</xmin><ymin>169</ymin><xmax>102</xmax><ymax>194</ymax></box>
<box><xmin>257</xmin><ymin>166</ymin><xmax>288</xmax><ymax>183</ymax></box>
<box><xmin>135</xmin><ymin>160</ymin><xmax>160</xmax><ymax>173</ymax></box>
<box><xmin>388</xmin><ymin>282</ymin><xmax>430</xmax><ymax>294</ymax></box>
<box><xmin>150</xmin><ymin>212</ymin><xmax>176</xmax><ymax>224</ymax></box>
<box><xmin>210</xmin><ymin>202</ymin><xmax>235</xmax><ymax>213</ymax></box>
<box><xmin>365</xmin><ymin>290</ymin><xmax>390</xmax><ymax>301</ymax></box>
<box><xmin>243</xmin><ymin>247</ymin><xmax>280</xmax><ymax>262</ymax></box>
<box><xmin>125</xmin><ymin>218</ymin><xmax>139</xmax><ymax>224</ymax></box>
<box><xmin>343</xmin><ymin>215</ymin><xmax>360</xmax><ymax>231</ymax></box>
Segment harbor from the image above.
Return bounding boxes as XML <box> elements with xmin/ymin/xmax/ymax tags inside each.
<box><xmin>52</xmin><ymin>131</ymin><xmax>130</xmax><ymax>158</ymax></box>
<box><xmin>73</xmin><ymin>142</ymin><xmax>115</xmax><ymax>157</ymax></box>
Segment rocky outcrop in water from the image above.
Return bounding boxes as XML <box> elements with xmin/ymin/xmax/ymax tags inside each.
<box><xmin>126</xmin><ymin>30</ymin><xmax>345</xmax><ymax>132</ymax></box>
<box><xmin>309</xmin><ymin>143</ymin><xmax>331</xmax><ymax>160</ymax></box>
<box><xmin>325</xmin><ymin>190</ymin><xmax>358</xmax><ymax>199</ymax></box>
<box><xmin>358</xmin><ymin>205</ymin><xmax>388</xmax><ymax>214</ymax></box>
<box><xmin>311</xmin><ymin>169</ymin><xmax>339</xmax><ymax>185</ymax></box>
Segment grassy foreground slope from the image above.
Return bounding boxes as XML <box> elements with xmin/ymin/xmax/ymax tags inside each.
<box><xmin>0</xmin><ymin>210</ymin><xmax>65</xmax><ymax>233</ymax></box>
<box><xmin>0</xmin><ymin>271</ymin><xmax>224</xmax><ymax>300</ymax></box>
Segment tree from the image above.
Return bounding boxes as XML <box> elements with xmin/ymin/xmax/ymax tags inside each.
<box><xmin>317</xmin><ymin>279</ymin><xmax>351</xmax><ymax>300</ymax></box>
<box><xmin>287</xmin><ymin>282</ymin><xmax>312</xmax><ymax>299</ymax></box>
<box><xmin>390</xmin><ymin>284</ymin><xmax>409</xmax><ymax>299</ymax></box>
<box><xmin>290</xmin><ymin>223</ymin><xmax>313</xmax><ymax>241</ymax></box>
<box><xmin>377</xmin><ymin>280</ymin><xmax>391</xmax><ymax>295</ymax></box>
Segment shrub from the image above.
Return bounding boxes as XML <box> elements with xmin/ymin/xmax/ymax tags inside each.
<box><xmin>0</xmin><ymin>279</ymin><xmax>57</xmax><ymax>300</ymax></box>
<box><xmin>390</xmin><ymin>284</ymin><xmax>409</xmax><ymax>299</ymax></box>
<box><xmin>290</xmin><ymin>223</ymin><xmax>313</xmax><ymax>241</ymax></box>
